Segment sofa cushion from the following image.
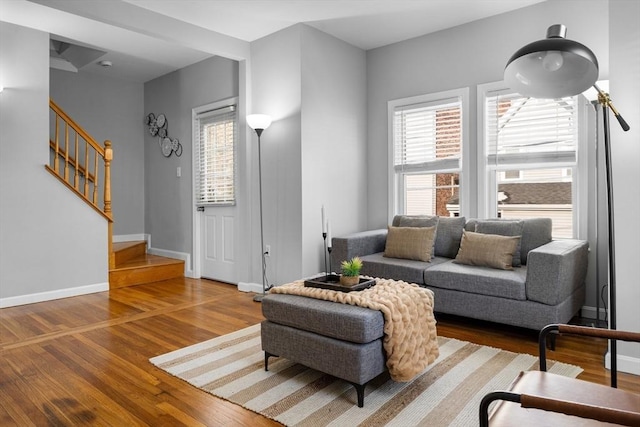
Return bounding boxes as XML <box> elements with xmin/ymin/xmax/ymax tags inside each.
<box><xmin>361</xmin><ymin>252</ymin><xmax>449</xmax><ymax>285</ymax></box>
<box><xmin>424</xmin><ymin>260</ymin><xmax>527</xmax><ymax>301</ymax></box>
<box><xmin>475</xmin><ymin>220</ymin><xmax>524</xmax><ymax>267</ymax></box>
<box><xmin>262</xmin><ymin>294</ymin><xmax>384</xmax><ymax>344</ymax></box>
<box><xmin>384</xmin><ymin>226</ymin><xmax>436</xmax><ymax>262</ymax></box>
<box><xmin>520</xmin><ymin>218</ymin><xmax>552</xmax><ymax>265</ymax></box>
<box><xmin>394</xmin><ymin>215</ymin><xmax>439</xmax><ymax>229</ymax></box>
<box><xmin>454</xmin><ymin>231</ymin><xmax>520</xmax><ymax>270</ymax></box>
<box><xmin>434</xmin><ymin>216</ymin><xmax>466</xmax><ymax>258</ymax></box>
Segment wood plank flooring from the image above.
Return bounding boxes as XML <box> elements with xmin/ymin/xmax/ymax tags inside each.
<box><xmin>1</xmin><ymin>278</ymin><xmax>638</xmax><ymax>426</ymax></box>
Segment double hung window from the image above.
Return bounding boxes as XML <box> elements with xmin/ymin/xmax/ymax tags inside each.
<box><xmin>390</xmin><ymin>89</ymin><xmax>466</xmax><ymax>217</ymax></box>
<box><xmin>194</xmin><ymin>102</ymin><xmax>237</xmax><ymax>206</ymax></box>
<box><xmin>482</xmin><ymin>87</ymin><xmax>580</xmax><ymax>238</ymax></box>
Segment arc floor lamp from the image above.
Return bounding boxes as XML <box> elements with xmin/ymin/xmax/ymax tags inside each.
<box><xmin>247</xmin><ymin>114</ymin><xmax>273</xmax><ymax>303</ymax></box>
<box><xmin>505</xmin><ymin>24</ymin><xmax>629</xmax><ymax>387</ymax></box>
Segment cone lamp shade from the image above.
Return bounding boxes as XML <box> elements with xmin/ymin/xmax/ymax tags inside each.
<box><xmin>504</xmin><ymin>24</ymin><xmax>599</xmax><ymax>98</ymax></box>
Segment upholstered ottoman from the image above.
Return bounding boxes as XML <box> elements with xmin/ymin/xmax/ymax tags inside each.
<box><xmin>261</xmin><ymin>293</ymin><xmax>387</xmax><ymax>407</ymax></box>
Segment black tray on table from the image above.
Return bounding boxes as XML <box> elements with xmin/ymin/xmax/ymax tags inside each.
<box><xmin>303</xmin><ymin>274</ymin><xmax>376</xmax><ymax>292</ymax></box>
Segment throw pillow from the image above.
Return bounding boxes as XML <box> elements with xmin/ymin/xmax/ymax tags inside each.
<box><xmin>474</xmin><ymin>220</ymin><xmax>524</xmax><ymax>267</ymax></box>
<box><xmin>434</xmin><ymin>216</ymin><xmax>466</xmax><ymax>258</ymax></box>
<box><xmin>383</xmin><ymin>226</ymin><xmax>436</xmax><ymax>262</ymax></box>
<box><xmin>453</xmin><ymin>230</ymin><xmax>520</xmax><ymax>270</ymax></box>
<box><xmin>397</xmin><ymin>215</ymin><xmax>439</xmax><ymax>257</ymax></box>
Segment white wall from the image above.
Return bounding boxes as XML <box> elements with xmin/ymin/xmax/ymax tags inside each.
<box><xmin>609</xmin><ymin>0</ymin><xmax>640</xmax><ymax>374</ymax></box>
<box><xmin>50</xmin><ymin>69</ymin><xmax>145</xmax><ymax>235</ymax></box>
<box><xmin>144</xmin><ymin>56</ymin><xmax>239</xmax><ymax>268</ymax></box>
<box><xmin>0</xmin><ymin>22</ymin><xmax>108</xmax><ymax>306</ymax></box>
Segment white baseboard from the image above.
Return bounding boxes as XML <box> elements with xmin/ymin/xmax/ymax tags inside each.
<box><xmin>0</xmin><ymin>282</ymin><xmax>109</xmax><ymax>308</ymax></box>
<box><xmin>148</xmin><ymin>247</ymin><xmax>193</xmax><ymax>278</ymax></box>
<box><xmin>581</xmin><ymin>305</ymin><xmax>607</xmax><ymax>320</ymax></box>
<box><xmin>605</xmin><ymin>351</ymin><xmax>640</xmax><ymax>376</ymax></box>
<box><xmin>238</xmin><ymin>282</ymin><xmax>262</xmax><ymax>293</ymax></box>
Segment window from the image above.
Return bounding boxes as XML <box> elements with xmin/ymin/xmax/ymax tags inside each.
<box><xmin>389</xmin><ymin>89</ymin><xmax>466</xmax><ymax>218</ymax></box>
<box><xmin>482</xmin><ymin>87</ymin><xmax>580</xmax><ymax>238</ymax></box>
<box><xmin>194</xmin><ymin>101</ymin><xmax>237</xmax><ymax>206</ymax></box>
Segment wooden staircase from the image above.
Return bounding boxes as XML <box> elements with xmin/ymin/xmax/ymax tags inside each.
<box><xmin>109</xmin><ymin>241</ymin><xmax>185</xmax><ymax>289</ymax></box>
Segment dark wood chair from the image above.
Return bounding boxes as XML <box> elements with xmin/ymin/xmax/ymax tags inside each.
<box><xmin>479</xmin><ymin>324</ymin><xmax>640</xmax><ymax>426</ymax></box>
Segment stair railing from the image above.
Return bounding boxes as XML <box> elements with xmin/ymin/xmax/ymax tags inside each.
<box><xmin>46</xmin><ymin>99</ymin><xmax>115</xmax><ymax>268</ymax></box>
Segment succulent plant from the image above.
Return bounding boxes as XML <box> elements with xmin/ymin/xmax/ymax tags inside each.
<box><xmin>341</xmin><ymin>257</ymin><xmax>363</xmax><ymax>277</ymax></box>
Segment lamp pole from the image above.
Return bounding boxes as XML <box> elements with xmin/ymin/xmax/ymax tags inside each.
<box><xmin>254</xmin><ymin>128</ymin><xmax>267</xmax><ymax>302</ymax></box>
<box><xmin>247</xmin><ymin>114</ymin><xmax>273</xmax><ymax>302</ymax></box>
<box><xmin>596</xmin><ymin>85</ymin><xmax>629</xmax><ymax>387</ymax></box>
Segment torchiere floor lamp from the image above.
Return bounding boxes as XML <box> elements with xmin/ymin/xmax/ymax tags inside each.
<box><xmin>504</xmin><ymin>24</ymin><xmax>629</xmax><ymax>387</ymax></box>
<box><xmin>247</xmin><ymin>114</ymin><xmax>273</xmax><ymax>303</ymax></box>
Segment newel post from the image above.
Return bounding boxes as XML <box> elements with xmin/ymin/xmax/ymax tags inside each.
<box><xmin>104</xmin><ymin>140</ymin><xmax>114</xmax><ymax>270</ymax></box>
<box><xmin>104</xmin><ymin>140</ymin><xmax>113</xmax><ymax>218</ymax></box>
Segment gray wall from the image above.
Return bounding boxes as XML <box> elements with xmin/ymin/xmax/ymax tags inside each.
<box><xmin>250</xmin><ymin>25</ymin><xmax>304</xmax><ymax>284</ymax></box>
<box><xmin>144</xmin><ymin>56</ymin><xmax>239</xmax><ymax>260</ymax></box>
<box><xmin>300</xmin><ymin>26</ymin><xmax>368</xmax><ymax>274</ymax></box>
<box><xmin>250</xmin><ymin>24</ymin><xmax>368</xmax><ymax>284</ymax></box>
<box><xmin>0</xmin><ymin>22</ymin><xmax>107</xmax><ymax>302</ymax></box>
<box><xmin>610</xmin><ymin>0</ymin><xmax>640</xmax><ymax>372</ymax></box>
<box><xmin>50</xmin><ymin>69</ymin><xmax>145</xmax><ymax>235</ymax></box>
<box><xmin>366</xmin><ymin>0</ymin><xmax>609</xmax><ymax>228</ymax></box>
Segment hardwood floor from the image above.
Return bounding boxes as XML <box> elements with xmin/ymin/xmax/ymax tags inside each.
<box><xmin>1</xmin><ymin>278</ymin><xmax>637</xmax><ymax>426</ymax></box>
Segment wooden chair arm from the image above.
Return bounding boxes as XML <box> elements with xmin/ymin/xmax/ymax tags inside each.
<box><xmin>539</xmin><ymin>324</ymin><xmax>640</xmax><ymax>372</ymax></box>
<box><xmin>480</xmin><ymin>391</ymin><xmax>640</xmax><ymax>427</ymax></box>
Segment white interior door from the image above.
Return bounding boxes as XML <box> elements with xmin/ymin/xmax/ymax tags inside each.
<box><xmin>201</xmin><ymin>205</ymin><xmax>236</xmax><ymax>283</ymax></box>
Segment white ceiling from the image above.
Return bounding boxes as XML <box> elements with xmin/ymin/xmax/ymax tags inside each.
<box><xmin>1</xmin><ymin>0</ymin><xmax>546</xmax><ymax>82</ymax></box>
<box><xmin>124</xmin><ymin>0</ymin><xmax>545</xmax><ymax>51</ymax></box>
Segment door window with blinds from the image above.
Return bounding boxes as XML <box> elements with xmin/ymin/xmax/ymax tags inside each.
<box><xmin>390</xmin><ymin>90</ymin><xmax>464</xmax><ymax>217</ymax></box>
<box><xmin>194</xmin><ymin>101</ymin><xmax>237</xmax><ymax>206</ymax></box>
<box><xmin>483</xmin><ymin>88</ymin><xmax>579</xmax><ymax>238</ymax></box>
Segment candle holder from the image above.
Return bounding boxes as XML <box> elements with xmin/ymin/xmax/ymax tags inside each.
<box><xmin>323</xmin><ymin>232</ymin><xmax>328</xmax><ymax>280</ymax></box>
<box><xmin>327</xmin><ymin>246</ymin><xmax>333</xmax><ymax>275</ymax></box>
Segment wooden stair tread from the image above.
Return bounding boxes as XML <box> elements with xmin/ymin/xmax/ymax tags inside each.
<box><xmin>109</xmin><ymin>242</ymin><xmax>185</xmax><ymax>289</ymax></box>
<box><xmin>112</xmin><ymin>254</ymin><xmax>184</xmax><ymax>271</ymax></box>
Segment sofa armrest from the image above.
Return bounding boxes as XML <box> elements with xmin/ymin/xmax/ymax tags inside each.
<box><xmin>525</xmin><ymin>239</ymin><xmax>589</xmax><ymax>305</ymax></box>
<box><xmin>331</xmin><ymin>229</ymin><xmax>388</xmax><ymax>267</ymax></box>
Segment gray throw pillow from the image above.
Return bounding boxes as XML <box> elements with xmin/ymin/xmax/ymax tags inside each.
<box><xmin>474</xmin><ymin>220</ymin><xmax>524</xmax><ymax>267</ymax></box>
<box><xmin>434</xmin><ymin>216</ymin><xmax>466</xmax><ymax>258</ymax></box>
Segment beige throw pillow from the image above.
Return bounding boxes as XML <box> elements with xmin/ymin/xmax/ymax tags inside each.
<box><xmin>453</xmin><ymin>230</ymin><xmax>520</xmax><ymax>270</ymax></box>
<box><xmin>384</xmin><ymin>226</ymin><xmax>436</xmax><ymax>262</ymax></box>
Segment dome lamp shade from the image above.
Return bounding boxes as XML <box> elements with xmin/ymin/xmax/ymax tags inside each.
<box><xmin>504</xmin><ymin>24</ymin><xmax>599</xmax><ymax>98</ymax></box>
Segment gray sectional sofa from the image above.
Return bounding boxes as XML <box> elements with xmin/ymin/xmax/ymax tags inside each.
<box><xmin>331</xmin><ymin>216</ymin><xmax>588</xmax><ymax>331</ymax></box>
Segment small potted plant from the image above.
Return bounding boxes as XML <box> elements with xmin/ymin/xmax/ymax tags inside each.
<box><xmin>340</xmin><ymin>256</ymin><xmax>363</xmax><ymax>286</ymax></box>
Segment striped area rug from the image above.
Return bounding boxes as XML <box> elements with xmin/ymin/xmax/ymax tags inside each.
<box><xmin>150</xmin><ymin>324</ymin><xmax>582</xmax><ymax>426</ymax></box>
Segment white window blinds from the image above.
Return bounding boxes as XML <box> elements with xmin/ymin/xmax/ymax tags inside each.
<box><xmin>486</xmin><ymin>92</ymin><xmax>578</xmax><ymax>166</ymax></box>
<box><xmin>195</xmin><ymin>105</ymin><xmax>237</xmax><ymax>205</ymax></box>
<box><xmin>393</xmin><ymin>97</ymin><xmax>462</xmax><ymax>173</ymax></box>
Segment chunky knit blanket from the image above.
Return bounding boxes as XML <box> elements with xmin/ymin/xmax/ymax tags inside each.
<box><xmin>269</xmin><ymin>277</ymin><xmax>439</xmax><ymax>382</ymax></box>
